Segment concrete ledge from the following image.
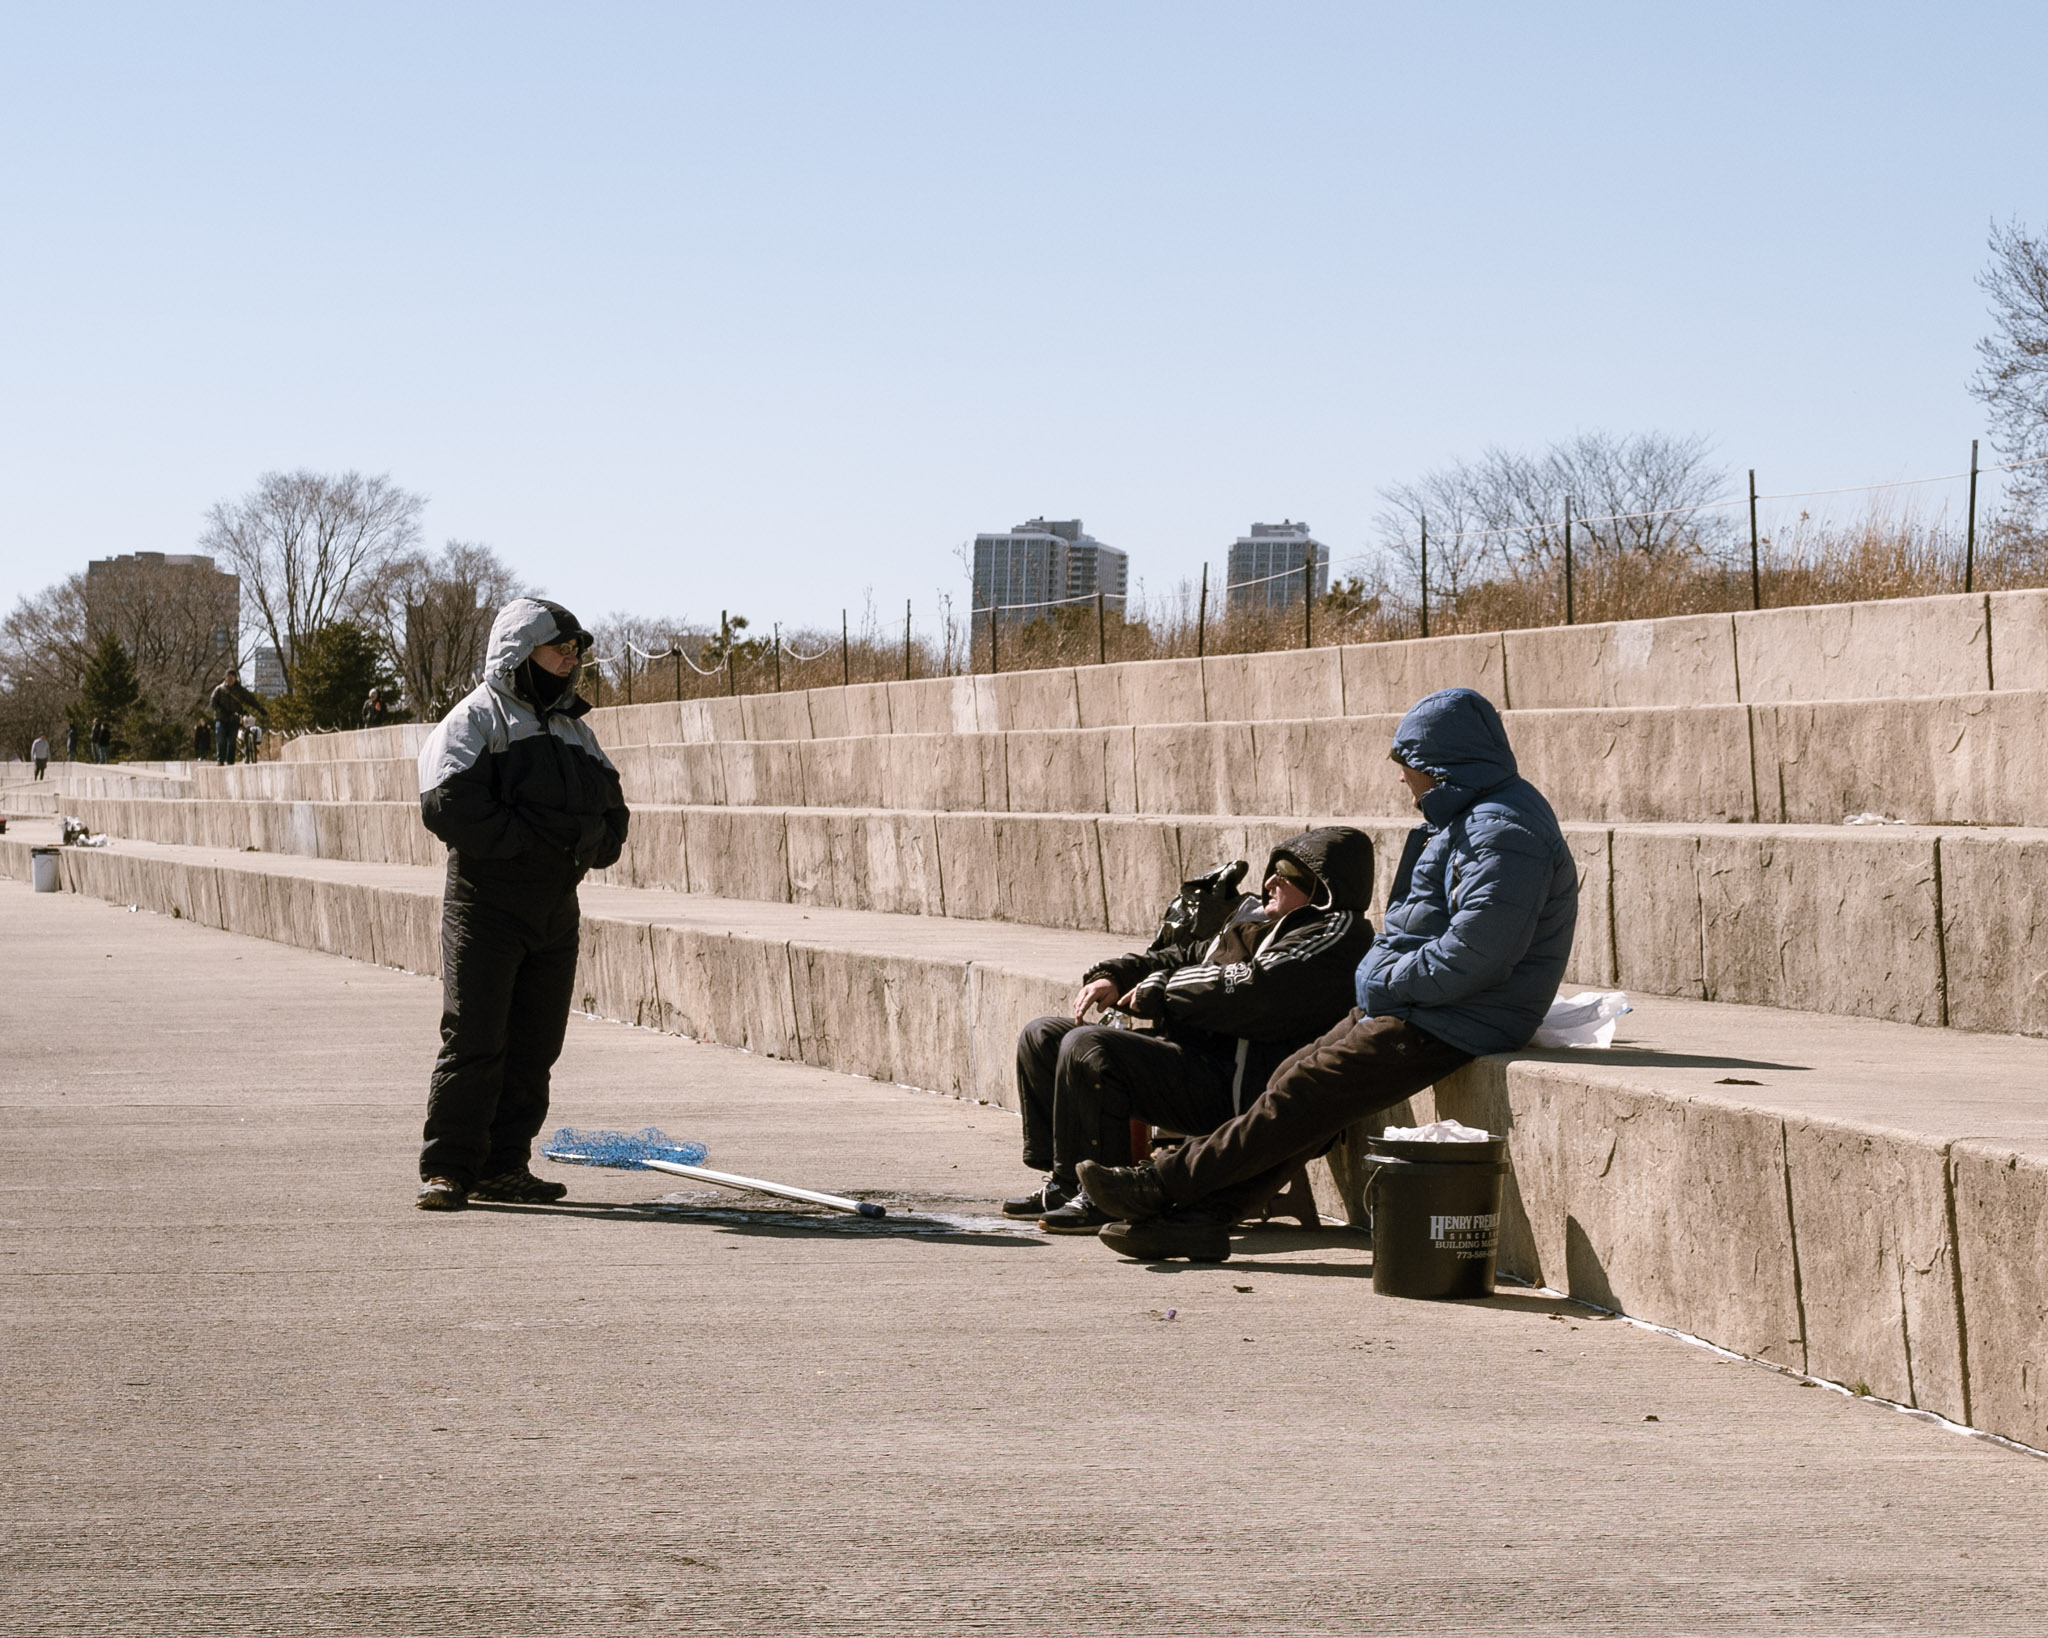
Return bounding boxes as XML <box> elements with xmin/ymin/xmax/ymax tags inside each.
<box><xmin>1736</xmin><ymin>594</ymin><xmax>1991</xmax><ymax>702</ymax></box>
<box><xmin>250</xmin><ymin>592</ymin><xmax>2048</xmax><ymax>770</ymax></box>
<box><xmin>1752</xmin><ymin>690</ymin><xmax>2048</xmax><ymax>826</ymax></box>
<box><xmin>58</xmin><ymin>789</ymin><xmax>2048</xmax><ymax>1035</ymax></box>
<box><xmin>1991</xmin><ymin>589</ymin><xmax>2048</xmax><ymax>691</ymax></box>
<box><xmin>228</xmin><ymin>692</ymin><xmax>2048</xmax><ymax>830</ymax></box>
<box><xmin>1505</xmin><ymin>614</ymin><xmax>1739</xmax><ymax>709</ymax></box>
<box><xmin>1341</xmin><ymin>633</ymin><xmax>1506</xmax><ymax>715</ymax></box>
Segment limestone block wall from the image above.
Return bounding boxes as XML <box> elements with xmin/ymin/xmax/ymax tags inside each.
<box><xmin>63</xmin><ymin>791</ymin><xmax>2048</xmax><ymax>1038</ymax></box>
<box><xmin>268</xmin><ymin>589</ymin><xmax>2048</xmax><ymax>763</ymax></box>
<box><xmin>231</xmin><ymin>692</ymin><xmax>2048</xmax><ymax>828</ymax></box>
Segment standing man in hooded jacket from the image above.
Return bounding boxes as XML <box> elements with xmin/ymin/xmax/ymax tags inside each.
<box><xmin>1008</xmin><ymin>826</ymin><xmax>1374</xmax><ymax>1233</ymax></box>
<box><xmin>414</xmin><ymin>599</ymin><xmax>630</xmax><ymax>1211</ymax></box>
<box><xmin>1079</xmin><ymin>688</ymin><xmax>1578</xmax><ymax>1262</ymax></box>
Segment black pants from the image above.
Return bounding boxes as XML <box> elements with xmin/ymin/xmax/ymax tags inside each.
<box><xmin>419</xmin><ymin>891</ymin><xmax>581</xmax><ymax>1185</ymax></box>
<box><xmin>1151</xmin><ymin>1010</ymin><xmax>1473</xmax><ymax>1219</ymax></box>
<box><xmin>215</xmin><ymin>719</ymin><xmax>237</xmax><ymax>765</ymax></box>
<box><xmin>1016</xmin><ymin>1016</ymin><xmax>1240</xmax><ymax>1190</ymax></box>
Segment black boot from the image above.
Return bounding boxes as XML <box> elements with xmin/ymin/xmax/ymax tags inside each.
<box><xmin>1002</xmin><ymin>1176</ymin><xmax>1071</xmax><ymax>1219</ymax></box>
<box><xmin>1037</xmin><ymin>1193</ymin><xmax>1113</xmax><ymax>1234</ymax></box>
<box><xmin>1076</xmin><ymin>1159</ymin><xmax>1168</xmax><ymax>1223</ymax></box>
<box><xmin>1100</xmin><ymin>1209</ymin><xmax>1232</xmax><ymax>1263</ymax></box>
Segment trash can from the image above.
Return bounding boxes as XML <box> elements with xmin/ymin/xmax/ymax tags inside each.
<box><xmin>30</xmin><ymin>847</ymin><xmax>60</xmax><ymax>893</ymax></box>
<box><xmin>1365</xmin><ymin>1133</ymin><xmax>1509</xmax><ymax>1299</ymax></box>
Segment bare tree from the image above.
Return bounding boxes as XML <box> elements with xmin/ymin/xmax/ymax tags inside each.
<box><xmin>1972</xmin><ymin>217</ymin><xmax>2048</xmax><ymax>522</ymax></box>
<box><xmin>378</xmin><ymin>540</ymin><xmax>531</xmax><ymax>717</ymax></box>
<box><xmin>83</xmin><ymin>555</ymin><xmax>240</xmax><ymax>717</ymax></box>
<box><xmin>0</xmin><ymin>575</ymin><xmax>91</xmax><ymax>752</ymax></box>
<box><xmin>199</xmin><ymin>470</ymin><xmax>424</xmax><ymax>692</ymax></box>
<box><xmin>1377</xmin><ymin>431</ymin><xmax>1732</xmax><ymax>594</ymax></box>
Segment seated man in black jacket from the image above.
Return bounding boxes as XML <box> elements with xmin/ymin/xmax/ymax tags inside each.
<box><xmin>413</xmin><ymin>599</ymin><xmax>630</xmax><ymax>1212</ymax></box>
<box><xmin>1007</xmin><ymin>826</ymin><xmax>1374</xmax><ymax>1233</ymax></box>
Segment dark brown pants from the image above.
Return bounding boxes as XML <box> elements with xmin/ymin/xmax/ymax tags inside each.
<box><xmin>1150</xmin><ymin>1010</ymin><xmax>1472</xmax><ymax>1218</ymax></box>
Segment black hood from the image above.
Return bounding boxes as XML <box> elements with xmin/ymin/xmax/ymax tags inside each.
<box><xmin>1266</xmin><ymin>826</ymin><xmax>1373</xmax><ymax>912</ymax></box>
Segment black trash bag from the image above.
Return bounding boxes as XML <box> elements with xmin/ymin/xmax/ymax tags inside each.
<box><xmin>1148</xmin><ymin>859</ymin><xmax>1262</xmax><ymax>952</ymax></box>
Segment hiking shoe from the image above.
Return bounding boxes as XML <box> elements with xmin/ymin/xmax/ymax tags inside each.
<box><xmin>1100</xmin><ymin>1209</ymin><xmax>1232</xmax><ymax>1263</ymax></box>
<box><xmin>1038</xmin><ymin>1193</ymin><xmax>1113</xmax><ymax>1235</ymax></box>
<box><xmin>1076</xmin><ymin>1159</ymin><xmax>1168</xmax><ymax>1223</ymax></box>
<box><xmin>416</xmin><ymin>1177</ymin><xmax>469</xmax><ymax>1212</ymax></box>
<box><xmin>1002</xmin><ymin>1177</ymin><xmax>1071</xmax><ymax>1219</ymax></box>
<box><xmin>469</xmin><ymin>1168</ymin><xmax>568</xmax><ymax>1204</ymax></box>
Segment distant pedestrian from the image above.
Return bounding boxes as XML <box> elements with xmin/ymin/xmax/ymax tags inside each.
<box><xmin>63</xmin><ymin>723</ymin><xmax>77</xmax><ymax>762</ymax></box>
<box><xmin>89</xmin><ymin>718</ymin><xmax>110</xmax><ymax>764</ymax></box>
<box><xmin>209</xmin><ymin>672</ymin><xmax>263</xmax><ymax>766</ymax></box>
<box><xmin>361</xmin><ymin>688</ymin><xmax>390</xmax><ymax>730</ymax></box>
<box><xmin>193</xmin><ymin>719</ymin><xmax>213</xmax><ymax>761</ymax></box>
<box><xmin>30</xmin><ymin>735</ymin><xmax>49</xmax><ymax>779</ymax></box>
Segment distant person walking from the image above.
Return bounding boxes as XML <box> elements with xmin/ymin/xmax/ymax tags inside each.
<box><xmin>89</xmin><ymin>718</ymin><xmax>110</xmax><ymax>764</ymax></box>
<box><xmin>63</xmin><ymin>723</ymin><xmax>77</xmax><ymax>763</ymax></box>
<box><xmin>413</xmin><ymin>599</ymin><xmax>629</xmax><ymax>1212</ymax></box>
<box><xmin>209</xmin><ymin>672</ymin><xmax>263</xmax><ymax>766</ymax></box>
<box><xmin>30</xmin><ymin>735</ymin><xmax>49</xmax><ymax>779</ymax></box>
<box><xmin>361</xmin><ymin>688</ymin><xmax>391</xmax><ymax>730</ymax></box>
<box><xmin>193</xmin><ymin>719</ymin><xmax>213</xmax><ymax>761</ymax></box>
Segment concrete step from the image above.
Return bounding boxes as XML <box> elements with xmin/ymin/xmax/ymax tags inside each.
<box><xmin>276</xmin><ymin>588</ymin><xmax>2048</xmax><ymax>763</ymax></box>
<box><xmin>59</xmin><ymin>793</ymin><xmax>2048</xmax><ymax>1037</ymax></box>
<box><xmin>7</xmin><ymin>822</ymin><xmax>2048</xmax><ymax>1455</ymax></box>
<box><xmin>207</xmin><ymin>689</ymin><xmax>2048</xmax><ymax>829</ymax></box>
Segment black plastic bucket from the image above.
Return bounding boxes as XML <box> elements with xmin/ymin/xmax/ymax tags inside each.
<box><xmin>1365</xmin><ymin>1135</ymin><xmax>1509</xmax><ymax>1299</ymax></box>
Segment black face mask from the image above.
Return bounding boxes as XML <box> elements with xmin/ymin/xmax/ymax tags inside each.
<box><xmin>516</xmin><ymin>656</ymin><xmax>575</xmax><ymax>710</ymax></box>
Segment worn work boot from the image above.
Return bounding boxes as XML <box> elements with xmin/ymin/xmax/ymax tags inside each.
<box><xmin>1002</xmin><ymin>1175</ymin><xmax>1071</xmax><ymax>1219</ymax></box>
<box><xmin>415</xmin><ymin>1177</ymin><xmax>469</xmax><ymax>1212</ymax></box>
<box><xmin>1100</xmin><ymin>1209</ymin><xmax>1232</xmax><ymax>1263</ymax></box>
<box><xmin>1037</xmin><ymin>1192</ymin><xmax>1113</xmax><ymax>1235</ymax></box>
<box><xmin>469</xmin><ymin>1168</ymin><xmax>569</xmax><ymax>1204</ymax></box>
<box><xmin>1075</xmin><ymin>1159</ymin><xmax>1168</xmax><ymax>1223</ymax></box>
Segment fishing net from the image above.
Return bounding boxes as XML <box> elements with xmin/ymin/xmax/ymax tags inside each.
<box><xmin>543</xmin><ymin>1126</ymin><xmax>709</xmax><ymax>1169</ymax></box>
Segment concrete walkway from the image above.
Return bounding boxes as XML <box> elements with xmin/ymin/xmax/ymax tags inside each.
<box><xmin>7</xmin><ymin>883</ymin><xmax>2048</xmax><ymax>1635</ymax></box>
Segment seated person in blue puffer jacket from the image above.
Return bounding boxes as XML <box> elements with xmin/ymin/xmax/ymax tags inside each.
<box><xmin>1078</xmin><ymin>687</ymin><xmax>1579</xmax><ymax>1263</ymax></box>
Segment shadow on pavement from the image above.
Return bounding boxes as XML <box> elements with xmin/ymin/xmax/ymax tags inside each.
<box><xmin>469</xmin><ymin>1196</ymin><xmax>1045</xmax><ymax>1247</ymax></box>
<box><xmin>1527</xmin><ymin>1046</ymin><xmax>1812</xmax><ymax>1073</ymax></box>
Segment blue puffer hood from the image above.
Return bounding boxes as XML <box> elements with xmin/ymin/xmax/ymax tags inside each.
<box><xmin>1391</xmin><ymin>689</ymin><xmax>1517</xmax><ymax>825</ymax></box>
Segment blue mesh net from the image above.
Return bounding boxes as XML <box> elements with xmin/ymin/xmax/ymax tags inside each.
<box><xmin>543</xmin><ymin>1126</ymin><xmax>709</xmax><ymax>1169</ymax></box>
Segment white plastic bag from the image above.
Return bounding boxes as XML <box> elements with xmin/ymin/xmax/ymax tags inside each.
<box><xmin>1531</xmin><ymin>989</ymin><xmax>1631</xmax><ymax>1049</ymax></box>
<box><xmin>1380</xmin><ymin>1118</ymin><xmax>1495</xmax><ymax>1143</ymax></box>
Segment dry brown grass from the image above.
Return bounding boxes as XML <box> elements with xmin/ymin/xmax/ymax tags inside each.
<box><xmin>581</xmin><ymin>509</ymin><xmax>2046</xmax><ymax>707</ymax></box>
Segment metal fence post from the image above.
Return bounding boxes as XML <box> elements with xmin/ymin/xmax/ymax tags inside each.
<box><xmin>671</xmin><ymin>636</ymin><xmax>681</xmax><ymax>701</ymax></box>
<box><xmin>989</xmin><ymin>605</ymin><xmax>999</xmax><ymax>674</ymax></box>
<box><xmin>1196</xmin><ymin>563</ymin><xmax>1208</xmax><ymax>658</ymax></box>
<box><xmin>1096</xmin><ymin>590</ymin><xmax>1106</xmax><ymax>664</ymax></box>
<box><xmin>1965</xmin><ymin>439</ymin><xmax>1980</xmax><ymax>592</ymax></box>
<box><xmin>1419</xmin><ymin>513</ymin><xmax>1430</xmax><ymax>639</ymax></box>
<box><xmin>1563</xmin><ymin>497</ymin><xmax>1575</xmax><ymax>625</ymax></box>
<box><xmin>841</xmin><ymin>610</ymin><xmax>849</xmax><ymax>687</ymax></box>
<box><xmin>722</xmin><ymin>610</ymin><xmax>735</xmax><ymax>697</ymax></box>
<box><xmin>773</xmin><ymin>623</ymin><xmax>782</xmax><ymax>692</ymax></box>
<box><xmin>1748</xmin><ymin>469</ymin><xmax>1760</xmax><ymax>610</ymax></box>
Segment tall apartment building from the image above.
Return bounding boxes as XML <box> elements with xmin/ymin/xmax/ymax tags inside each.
<box><xmin>971</xmin><ymin>518</ymin><xmax>1128</xmax><ymax>626</ymax></box>
<box><xmin>84</xmin><ymin>551</ymin><xmax>242</xmax><ymax>690</ymax></box>
<box><xmin>1226</xmin><ymin>521</ymin><xmax>1328</xmax><ymax>612</ymax></box>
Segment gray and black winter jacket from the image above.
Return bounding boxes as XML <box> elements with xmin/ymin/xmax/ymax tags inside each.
<box><xmin>417</xmin><ymin>599</ymin><xmax>630</xmax><ymax>909</ymax></box>
<box><xmin>1083</xmin><ymin>826</ymin><xmax>1375</xmax><ymax>1112</ymax></box>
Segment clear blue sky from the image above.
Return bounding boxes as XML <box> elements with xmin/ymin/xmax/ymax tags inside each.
<box><xmin>3</xmin><ymin>2</ymin><xmax>2042</xmax><ymax>635</ymax></box>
